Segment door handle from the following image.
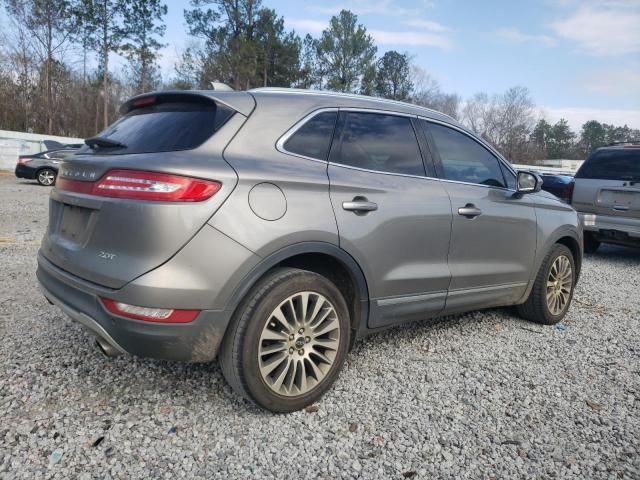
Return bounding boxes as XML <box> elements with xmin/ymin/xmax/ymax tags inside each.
<box><xmin>342</xmin><ymin>197</ymin><xmax>378</xmax><ymax>214</ymax></box>
<box><xmin>458</xmin><ymin>204</ymin><xmax>482</xmax><ymax>218</ymax></box>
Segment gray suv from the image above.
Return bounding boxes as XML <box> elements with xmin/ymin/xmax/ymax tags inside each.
<box><xmin>572</xmin><ymin>143</ymin><xmax>640</xmax><ymax>252</ymax></box>
<box><xmin>37</xmin><ymin>89</ymin><xmax>582</xmax><ymax>412</ymax></box>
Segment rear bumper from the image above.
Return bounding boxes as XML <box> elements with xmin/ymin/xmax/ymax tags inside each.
<box><xmin>36</xmin><ymin>254</ymin><xmax>232</xmax><ymax>362</ymax></box>
<box><xmin>579</xmin><ymin>212</ymin><xmax>640</xmax><ymax>245</ymax></box>
<box><xmin>15</xmin><ymin>164</ymin><xmax>36</xmax><ymax>179</ymax></box>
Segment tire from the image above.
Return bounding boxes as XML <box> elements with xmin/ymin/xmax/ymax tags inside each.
<box><xmin>36</xmin><ymin>168</ymin><xmax>56</xmax><ymax>186</ymax></box>
<box><xmin>583</xmin><ymin>232</ymin><xmax>600</xmax><ymax>254</ymax></box>
<box><xmin>219</xmin><ymin>267</ymin><xmax>351</xmax><ymax>413</ymax></box>
<box><xmin>517</xmin><ymin>244</ymin><xmax>576</xmax><ymax>325</ymax></box>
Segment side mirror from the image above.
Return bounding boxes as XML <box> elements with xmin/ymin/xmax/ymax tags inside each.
<box><xmin>517</xmin><ymin>171</ymin><xmax>542</xmax><ymax>194</ymax></box>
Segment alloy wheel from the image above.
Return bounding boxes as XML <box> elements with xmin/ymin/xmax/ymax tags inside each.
<box><xmin>546</xmin><ymin>255</ymin><xmax>573</xmax><ymax>315</ymax></box>
<box><xmin>38</xmin><ymin>170</ymin><xmax>55</xmax><ymax>186</ymax></box>
<box><xmin>258</xmin><ymin>291</ymin><xmax>341</xmax><ymax>397</ymax></box>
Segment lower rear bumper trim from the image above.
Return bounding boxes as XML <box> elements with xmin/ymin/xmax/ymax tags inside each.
<box><xmin>39</xmin><ymin>282</ymin><xmax>126</xmax><ymax>354</ymax></box>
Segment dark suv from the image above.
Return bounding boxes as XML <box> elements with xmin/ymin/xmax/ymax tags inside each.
<box><xmin>37</xmin><ymin>89</ymin><xmax>582</xmax><ymax>412</ymax></box>
<box><xmin>572</xmin><ymin>142</ymin><xmax>640</xmax><ymax>252</ymax></box>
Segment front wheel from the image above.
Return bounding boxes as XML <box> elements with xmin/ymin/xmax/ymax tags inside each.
<box><xmin>219</xmin><ymin>268</ymin><xmax>351</xmax><ymax>413</ymax></box>
<box><xmin>517</xmin><ymin>244</ymin><xmax>576</xmax><ymax>325</ymax></box>
<box><xmin>36</xmin><ymin>168</ymin><xmax>56</xmax><ymax>186</ymax></box>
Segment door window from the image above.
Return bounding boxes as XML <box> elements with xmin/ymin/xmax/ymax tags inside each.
<box><xmin>427</xmin><ymin>122</ymin><xmax>506</xmax><ymax>188</ymax></box>
<box><xmin>53</xmin><ymin>150</ymin><xmax>77</xmax><ymax>159</ymax></box>
<box><xmin>330</xmin><ymin>112</ymin><xmax>425</xmax><ymax>176</ymax></box>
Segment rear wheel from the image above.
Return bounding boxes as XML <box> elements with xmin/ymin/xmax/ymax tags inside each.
<box><xmin>583</xmin><ymin>232</ymin><xmax>600</xmax><ymax>254</ymax></box>
<box><xmin>517</xmin><ymin>244</ymin><xmax>575</xmax><ymax>325</ymax></box>
<box><xmin>219</xmin><ymin>268</ymin><xmax>351</xmax><ymax>413</ymax></box>
<box><xmin>36</xmin><ymin>168</ymin><xmax>56</xmax><ymax>186</ymax></box>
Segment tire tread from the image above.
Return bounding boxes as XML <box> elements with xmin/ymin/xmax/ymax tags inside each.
<box><xmin>219</xmin><ymin>267</ymin><xmax>302</xmax><ymax>405</ymax></box>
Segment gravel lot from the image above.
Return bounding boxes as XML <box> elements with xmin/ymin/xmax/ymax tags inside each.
<box><xmin>0</xmin><ymin>174</ymin><xmax>638</xmax><ymax>479</ymax></box>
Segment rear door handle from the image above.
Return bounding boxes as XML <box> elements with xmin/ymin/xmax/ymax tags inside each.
<box><xmin>458</xmin><ymin>204</ymin><xmax>482</xmax><ymax>218</ymax></box>
<box><xmin>342</xmin><ymin>198</ymin><xmax>378</xmax><ymax>213</ymax></box>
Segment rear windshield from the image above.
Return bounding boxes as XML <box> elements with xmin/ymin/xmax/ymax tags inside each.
<box><xmin>79</xmin><ymin>98</ymin><xmax>234</xmax><ymax>155</ymax></box>
<box><xmin>576</xmin><ymin>149</ymin><xmax>640</xmax><ymax>180</ymax></box>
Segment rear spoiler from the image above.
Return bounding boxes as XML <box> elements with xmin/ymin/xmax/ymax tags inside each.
<box><xmin>120</xmin><ymin>90</ymin><xmax>256</xmax><ymax>117</ymax></box>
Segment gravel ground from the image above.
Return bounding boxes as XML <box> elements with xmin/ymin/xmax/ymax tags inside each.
<box><xmin>0</xmin><ymin>174</ymin><xmax>639</xmax><ymax>479</ymax></box>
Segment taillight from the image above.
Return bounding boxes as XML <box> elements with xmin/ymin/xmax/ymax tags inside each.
<box><xmin>565</xmin><ymin>181</ymin><xmax>575</xmax><ymax>203</ymax></box>
<box><xmin>101</xmin><ymin>298</ymin><xmax>199</xmax><ymax>323</ymax></box>
<box><xmin>17</xmin><ymin>157</ymin><xmax>31</xmax><ymax>164</ymax></box>
<box><xmin>57</xmin><ymin>170</ymin><xmax>221</xmax><ymax>202</ymax></box>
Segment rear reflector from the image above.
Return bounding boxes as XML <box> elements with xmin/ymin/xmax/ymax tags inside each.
<box><xmin>57</xmin><ymin>170</ymin><xmax>221</xmax><ymax>202</ymax></box>
<box><xmin>101</xmin><ymin>298</ymin><xmax>199</xmax><ymax>323</ymax></box>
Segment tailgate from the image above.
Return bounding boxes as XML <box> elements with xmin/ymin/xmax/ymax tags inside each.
<box><xmin>40</xmin><ymin>94</ymin><xmax>251</xmax><ymax>288</ymax></box>
<box><xmin>573</xmin><ymin>178</ymin><xmax>640</xmax><ymax>219</ymax></box>
<box><xmin>596</xmin><ymin>186</ymin><xmax>640</xmax><ymax>218</ymax></box>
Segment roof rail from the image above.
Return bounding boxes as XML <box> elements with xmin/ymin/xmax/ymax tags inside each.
<box><xmin>249</xmin><ymin>87</ymin><xmax>456</xmax><ymax>122</ymax></box>
<box><xmin>606</xmin><ymin>140</ymin><xmax>640</xmax><ymax>146</ymax></box>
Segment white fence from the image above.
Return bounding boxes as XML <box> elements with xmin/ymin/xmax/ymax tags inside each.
<box><xmin>0</xmin><ymin>130</ymin><xmax>84</xmax><ymax>171</ymax></box>
<box><xmin>512</xmin><ymin>164</ymin><xmax>578</xmax><ymax>176</ymax></box>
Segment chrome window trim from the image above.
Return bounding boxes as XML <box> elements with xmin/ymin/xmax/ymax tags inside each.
<box><xmin>275</xmin><ymin>107</ymin><xmax>339</xmax><ymax>164</ymax></box>
<box><xmin>418</xmin><ymin>116</ymin><xmax>518</xmax><ymax>192</ymax></box>
<box><xmin>329</xmin><ymin>161</ymin><xmax>438</xmax><ymax>181</ymax></box>
<box><xmin>276</xmin><ymin>107</ymin><xmax>521</xmax><ymax>193</ymax></box>
<box><xmin>437</xmin><ymin>177</ymin><xmax>514</xmax><ymax>191</ymax></box>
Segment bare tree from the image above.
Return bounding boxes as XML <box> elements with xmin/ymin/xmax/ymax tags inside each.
<box><xmin>77</xmin><ymin>0</ymin><xmax>125</xmax><ymax>129</ymax></box>
<box><xmin>409</xmin><ymin>66</ymin><xmax>460</xmax><ymax>119</ymax></box>
<box><xmin>462</xmin><ymin>86</ymin><xmax>535</xmax><ymax>160</ymax></box>
<box><xmin>5</xmin><ymin>0</ymin><xmax>78</xmax><ymax>134</ymax></box>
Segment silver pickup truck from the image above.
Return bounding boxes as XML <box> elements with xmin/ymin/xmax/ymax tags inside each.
<box><xmin>572</xmin><ymin>142</ymin><xmax>640</xmax><ymax>252</ymax></box>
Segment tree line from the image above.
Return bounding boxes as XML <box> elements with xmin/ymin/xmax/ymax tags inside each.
<box><xmin>1</xmin><ymin>0</ymin><xmax>637</xmax><ymax>162</ymax></box>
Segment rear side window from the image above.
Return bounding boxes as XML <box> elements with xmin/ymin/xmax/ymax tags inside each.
<box><xmin>330</xmin><ymin>112</ymin><xmax>425</xmax><ymax>176</ymax></box>
<box><xmin>283</xmin><ymin>111</ymin><xmax>337</xmax><ymax>161</ymax></box>
<box><xmin>427</xmin><ymin>122</ymin><xmax>506</xmax><ymax>188</ymax></box>
<box><xmin>51</xmin><ymin>150</ymin><xmax>77</xmax><ymax>159</ymax></box>
<box><xmin>80</xmin><ymin>98</ymin><xmax>234</xmax><ymax>155</ymax></box>
<box><xmin>576</xmin><ymin>149</ymin><xmax>640</xmax><ymax>180</ymax></box>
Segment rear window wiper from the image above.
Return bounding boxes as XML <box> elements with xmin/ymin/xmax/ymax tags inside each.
<box><xmin>619</xmin><ymin>175</ymin><xmax>640</xmax><ymax>185</ymax></box>
<box><xmin>85</xmin><ymin>136</ymin><xmax>127</xmax><ymax>149</ymax></box>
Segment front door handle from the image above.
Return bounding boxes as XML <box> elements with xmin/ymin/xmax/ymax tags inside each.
<box><xmin>458</xmin><ymin>204</ymin><xmax>482</xmax><ymax>218</ymax></box>
<box><xmin>343</xmin><ymin>197</ymin><xmax>378</xmax><ymax>214</ymax></box>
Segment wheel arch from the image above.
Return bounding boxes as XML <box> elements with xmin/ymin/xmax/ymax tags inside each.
<box><xmin>225</xmin><ymin>242</ymin><xmax>370</xmax><ymax>336</ymax></box>
<box><xmin>555</xmin><ymin>234</ymin><xmax>582</xmax><ymax>280</ymax></box>
<box><xmin>36</xmin><ymin>166</ymin><xmax>58</xmax><ymax>174</ymax></box>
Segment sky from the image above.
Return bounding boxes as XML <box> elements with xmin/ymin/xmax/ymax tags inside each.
<box><xmin>156</xmin><ymin>0</ymin><xmax>640</xmax><ymax>131</ymax></box>
<box><xmin>2</xmin><ymin>0</ymin><xmax>638</xmax><ymax>130</ymax></box>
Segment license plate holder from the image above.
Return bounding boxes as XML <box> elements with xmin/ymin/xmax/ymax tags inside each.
<box><xmin>58</xmin><ymin>203</ymin><xmax>93</xmax><ymax>243</ymax></box>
